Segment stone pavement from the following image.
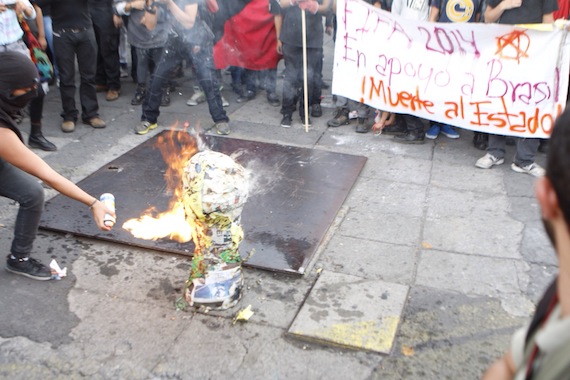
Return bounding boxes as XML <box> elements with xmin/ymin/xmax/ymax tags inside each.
<box><xmin>0</xmin><ymin>33</ymin><xmax>557</xmax><ymax>379</ymax></box>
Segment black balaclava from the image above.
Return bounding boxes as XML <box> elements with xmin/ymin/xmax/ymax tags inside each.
<box><xmin>0</xmin><ymin>51</ymin><xmax>39</xmax><ymax>141</ymax></box>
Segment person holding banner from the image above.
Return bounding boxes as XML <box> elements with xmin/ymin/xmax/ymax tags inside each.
<box><xmin>427</xmin><ymin>0</ymin><xmax>483</xmax><ymax>141</ymax></box>
<box><xmin>383</xmin><ymin>0</ymin><xmax>429</xmax><ymax>144</ymax></box>
<box><xmin>475</xmin><ymin>0</ymin><xmax>557</xmax><ymax>177</ymax></box>
<box><xmin>270</xmin><ymin>0</ymin><xmax>331</xmax><ymax>128</ymax></box>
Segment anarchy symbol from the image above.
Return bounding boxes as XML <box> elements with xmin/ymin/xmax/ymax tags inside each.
<box><xmin>495</xmin><ymin>30</ymin><xmax>530</xmax><ymax>63</ymax></box>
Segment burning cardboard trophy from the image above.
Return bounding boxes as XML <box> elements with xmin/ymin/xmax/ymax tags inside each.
<box><xmin>122</xmin><ymin>129</ymin><xmax>248</xmax><ymax>310</ymax></box>
<box><xmin>182</xmin><ymin>151</ymin><xmax>249</xmax><ymax>310</ymax></box>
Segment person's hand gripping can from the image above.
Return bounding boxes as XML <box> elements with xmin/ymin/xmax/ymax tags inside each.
<box><xmin>100</xmin><ymin>193</ymin><xmax>116</xmax><ymax>228</ymax></box>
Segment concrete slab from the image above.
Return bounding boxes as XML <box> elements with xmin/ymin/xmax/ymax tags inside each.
<box><xmin>288</xmin><ymin>271</ymin><xmax>409</xmax><ymax>354</ymax></box>
<box><xmin>319</xmin><ymin>235</ymin><xmax>417</xmax><ymax>284</ymax></box>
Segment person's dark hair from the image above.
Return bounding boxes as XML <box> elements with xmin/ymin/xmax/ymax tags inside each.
<box><xmin>546</xmin><ymin>108</ymin><xmax>570</xmax><ymax>225</ymax></box>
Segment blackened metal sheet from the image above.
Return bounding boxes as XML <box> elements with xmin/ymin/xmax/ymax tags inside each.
<box><xmin>40</xmin><ymin>133</ymin><xmax>367</xmax><ymax>274</ymax></box>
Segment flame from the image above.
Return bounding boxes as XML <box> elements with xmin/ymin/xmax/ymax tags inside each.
<box><xmin>122</xmin><ymin>123</ymin><xmax>199</xmax><ymax>243</ymax></box>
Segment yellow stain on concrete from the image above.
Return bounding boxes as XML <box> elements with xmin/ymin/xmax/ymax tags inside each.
<box><xmin>292</xmin><ymin>316</ymin><xmax>400</xmax><ymax>353</ymax></box>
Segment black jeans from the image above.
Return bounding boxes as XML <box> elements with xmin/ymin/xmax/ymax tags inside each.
<box><xmin>91</xmin><ymin>5</ymin><xmax>121</xmax><ymax>91</ymax></box>
<box><xmin>53</xmin><ymin>28</ymin><xmax>99</xmax><ymax>122</ymax></box>
<box><xmin>0</xmin><ymin>158</ymin><xmax>44</xmax><ymax>258</ymax></box>
<box><xmin>281</xmin><ymin>43</ymin><xmax>320</xmax><ymax>117</ymax></box>
<box><xmin>142</xmin><ymin>38</ymin><xmax>227</xmax><ymax>124</ymax></box>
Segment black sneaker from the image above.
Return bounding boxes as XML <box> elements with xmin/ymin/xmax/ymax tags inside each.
<box><xmin>5</xmin><ymin>256</ymin><xmax>51</xmax><ymax>280</ymax></box>
<box><xmin>280</xmin><ymin>114</ymin><xmax>292</xmax><ymax>128</ymax></box>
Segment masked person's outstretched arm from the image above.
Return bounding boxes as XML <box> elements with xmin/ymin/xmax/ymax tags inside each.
<box><xmin>0</xmin><ymin>128</ymin><xmax>115</xmax><ymax>231</ymax></box>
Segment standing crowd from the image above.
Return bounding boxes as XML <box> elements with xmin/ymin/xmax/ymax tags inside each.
<box><xmin>2</xmin><ymin>1</ymin><xmax>570</xmax><ymax>378</ymax></box>
<box><xmin>1</xmin><ymin>0</ymin><xmax>564</xmax><ymax>177</ymax></box>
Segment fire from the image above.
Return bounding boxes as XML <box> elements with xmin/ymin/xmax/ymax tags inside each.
<box><xmin>122</xmin><ymin>124</ymin><xmax>199</xmax><ymax>243</ymax></box>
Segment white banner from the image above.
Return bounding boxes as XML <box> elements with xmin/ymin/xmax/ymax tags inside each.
<box><xmin>332</xmin><ymin>0</ymin><xmax>570</xmax><ymax>138</ymax></box>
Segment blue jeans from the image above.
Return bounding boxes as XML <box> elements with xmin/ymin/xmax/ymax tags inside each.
<box><xmin>43</xmin><ymin>15</ymin><xmax>59</xmax><ymax>79</ymax></box>
<box><xmin>0</xmin><ymin>159</ymin><xmax>44</xmax><ymax>258</ymax></box>
<box><xmin>135</xmin><ymin>46</ymin><xmax>164</xmax><ymax>86</ymax></box>
<box><xmin>142</xmin><ymin>38</ymin><xmax>227</xmax><ymax>124</ymax></box>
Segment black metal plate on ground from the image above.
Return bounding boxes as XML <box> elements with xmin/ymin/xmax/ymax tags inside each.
<box><xmin>40</xmin><ymin>133</ymin><xmax>366</xmax><ymax>274</ymax></box>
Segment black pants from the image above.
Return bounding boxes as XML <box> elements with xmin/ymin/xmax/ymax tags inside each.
<box><xmin>53</xmin><ymin>28</ymin><xmax>99</xmax><ymax>122</ymax></box>
<box><xmin>91</xmin><ymin>5</ymin><xmax>121</xmax><ymax>90</ymax></box>
<box><xmin>281</xmin><ymin>43</ymin><xmax>320</xmax><ymax>117</ymax></box>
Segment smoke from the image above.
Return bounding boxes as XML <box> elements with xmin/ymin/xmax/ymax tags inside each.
<box><xmin>230</xmin><ymin>149</ymin><xmax>285</xmax><ymax>198</ymax></box>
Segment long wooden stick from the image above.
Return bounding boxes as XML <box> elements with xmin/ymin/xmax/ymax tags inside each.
<box><xmin>301</xmin><ymin>9</ymin><xmax>309</xmax><ymax>133</ymax></box>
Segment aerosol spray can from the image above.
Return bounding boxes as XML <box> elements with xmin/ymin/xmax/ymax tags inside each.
<box><xmin>100</xmin><ymin>193</ymin><xmax>116</xmax><ymax>227</ymax></box>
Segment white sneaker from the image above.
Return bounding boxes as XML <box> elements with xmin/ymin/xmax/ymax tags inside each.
<box><xmin>186</xmin><ymin>89</ymin><xmax>205</xmax><ymax>106</ymax></box>
<box><xmin>511</xmin><ymin>162</ymin><xmax>545</xmax><ymax>177</ymax></box>
<box><xmin>476</xmin><ymin>153</ymin><xmax>504</xmax><ymax>169</ymax></box>
<box><xmin>222</xmin><ymin>96</ymin><xmax>229</xmax><ymax>107</ymax></box>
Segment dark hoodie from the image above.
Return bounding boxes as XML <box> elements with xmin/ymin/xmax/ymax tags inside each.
<box><xmin>0</xmin><ymin>51</ymin><xmax>39</xmax><ymax>142</ymax></box>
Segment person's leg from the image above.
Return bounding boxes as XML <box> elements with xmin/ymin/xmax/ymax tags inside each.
<box><xmin>327</xmin><ymin>95</ymin><xmax>350</xmax><ymax>127</ymax></box>
<box><xmin>512</xmin><ymin>138</ymin><xmax>542</xmax><ymax>176</ymax></box>
<box><xmin>191</xmin><ymin>44</ymin><xmax>228</xmax><ymax>124</ymax></box>
<box><xmin>76</xmin><ymin>29</ymin><xmax>101</xmax><ymax>122</ymax></box>
<box><xmin>237</xmin><ymin>69</ymin><xmax>257</xmax><ymax>102</ymax></box>
<box><xmin>476</xmin><ymin>134</ymin><xmax>506</xmax><ymax>169</ymax></box>
<box><xmin>141</xmin><ymin>41</ymin><xmax>181</xmax><ymax>126</ymax></box>
<box><xmin>298</xmin><ymin>47</ymin><xmax>318</xmax><ymax>121</ymax></box>
<box><xmin>487</xmin><ymin>135</ymin><xmax>507</xmax><ymax>160</ymax></box>
<box><xmin>0</xmin><ymin>159</ymin><xmax>51</xmax><ymax>279</ymax></box>
<box><xmin>91</xmin><ymin>20</ymin><xmax>107</xmax><ymax>87</ymax></box>
<box><xmin>100</xmin><ymin>26</ymin><xmax>121</xmax><ymax>94</ymax></box>
<box><xmin>355</xmin><ymin>103</ymin><xmax>372</xmax><ymax>133</ymax></box>
<box><xmin>53</xmin><ymin>31</ymin><xmax>79</xmax><ymax>122</ymax></box>
<box><xmin>280</xmin><ymin>44</ymin><xmax>301</xmax><ymax>120</ymax></box>
<box><xmin>394</xmin><ymin>114</ymin><xmax>425</xmax><ymax>144</ymax></box>
<box><xmin>28</xmin><ymin>86</ymin><xmax>56</xmax><ymax>151</ymax></box>
<box><xmin>263</xmin><ymin>68</ymin><xmax>280</xmax><ymax>106</ymax></box>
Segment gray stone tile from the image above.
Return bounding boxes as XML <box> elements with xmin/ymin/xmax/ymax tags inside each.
<box><xmin>520</xmin><ymin>222</ymin><xmax>557</xmax><ymax>266</ymax></box>
<box><xmin>339</xmin><ymin>208</ymin><xmax>423</xmax><ymax>247</ymax></box>
<box><xmin>425</xmin><ymin>187</ymin><xmax>523</xmax><ymax>259</ymax></box>
<box><xmin>288</xmin><ymin>271</ymin><xmax>409</xmax><ymax>353</ymax></box>
<box><xmin>371</xmin><ymin>285</ymin><xmax>526</xmax><ymax>380</ymax></box>
<box><xmin>156</xmin><ymin>314</ymin><xmax>380</xmax><ymax>379</ymax></box>
<box><xmin>344</xmin><ymin>177</ymin><xmax>426</xmax><ymax>218</ymax></box>
<box><xmin>319</xmin><ymin>235</ymin><xmax>417</xmax><ymax>284</ymax></box>
<box><xmin>416</xmin><ymin>251</ymin><xmax>524</xmax><ymax>299</ymax></box>
<box><xmin>430</xmin><ymin>160</ymin><xmax>506</xmax><ymax>194</ymax></box>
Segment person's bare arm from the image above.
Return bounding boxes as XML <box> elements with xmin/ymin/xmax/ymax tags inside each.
<box><xmin>33</xmin><ymin>4</ymin><xmax>47</xmax><ymax>50</ymax></box>
<box><xmin>482</xmin><ymin>352</ymin><xmax>516</xmax><ymax>380</ymax></box>
<box><xmin>429</xmin><ymin>5</ymin><xmax>439</xmax><ymax>22</ymax></box>
<box><xmin>274</xmin><ymin>14</ymin><xmax>283</xmax><ymax>54</ymax></box>
<box><xmin>159</xmin><ymin>0</ymin><xmax>196</xmax><ymax>29</ymax></box>
<box><xmin>0</xmin><ymin>128</ymin><xmax>114</xmax><ymax>230</ymax></box>
<box><xmin>484</xmin><ymin>0</ymin><xmax>522</xmax><ymax>23</ymax></box>
<box><xmin>543</xmin><ymin>12</ymin><xmax>554</xmax><ymax>23</ymax></box>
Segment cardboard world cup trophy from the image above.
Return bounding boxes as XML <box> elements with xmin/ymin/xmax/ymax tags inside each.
<box><xmin>181</xmin><ymin>151</ymin><xmax>249</xmax><ymax>310</ymax></box>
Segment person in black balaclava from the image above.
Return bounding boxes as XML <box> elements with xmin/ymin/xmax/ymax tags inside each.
<box><xmin>0</xmin><ymin>51</ymin><xmax>115</xmax><ymax>281</ymax></box>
